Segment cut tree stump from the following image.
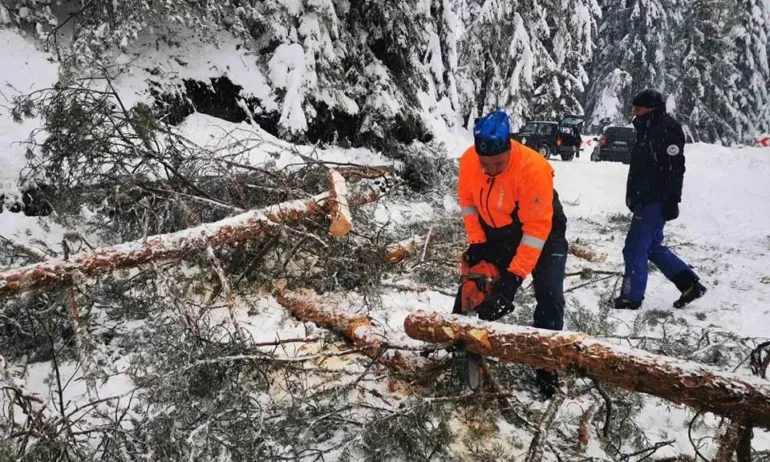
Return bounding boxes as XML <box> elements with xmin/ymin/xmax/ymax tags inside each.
<box><xmin>0</xmin><ymin>176</ymin><xmax>380</xmax><ymax>300</ymax></box>
<box><xmin>403</xmin><ymin>311</ymin><xmax>770</xmax><ymax>428</ymax></box>
<box><xmin>327</xmin><ymin>171</ymin><xmax>353</xmax><ymax>237</ymax></box>
<box><xmin>384</xmin><ymin>235</ymin><xmax>429</xmax><ymax>264</ymax></box>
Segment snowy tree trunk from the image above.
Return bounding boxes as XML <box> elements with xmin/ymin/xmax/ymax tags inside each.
<box><xmin>276</xmin><ymin>292</ymin><xmax>438</xmax><ymax>374</ymax></box>
<box><xmin>0</xmin><ymin>179</ymin><xmax>381</xmax><ymax>299</ymax></box>
<box><xmin>403</xmin><ymin>311</ymin><xmax>770</xmax><ymax>428</ymax></box>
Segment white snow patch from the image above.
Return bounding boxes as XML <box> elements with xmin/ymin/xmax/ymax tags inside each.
<box><xmin>175</xmin><ymin>112</ymin><xmax>387</xmax><ymax>169</ymax></box>
<box><xmin>112</xmin><ymin>27</ymin><xmax>272</xmax><ymax>109</ymax></box>
<box><xmin>269</xmin><ymin>43</ymin><xmax>309</xmax><ymax>133</ymax></box>
<box><xmin>0</xmin><ymin>29</ymin><xmax>59</xmax><ymax>196</ymax></box>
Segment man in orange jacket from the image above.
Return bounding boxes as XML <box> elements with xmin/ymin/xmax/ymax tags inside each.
<box><xmin>453</xmin><ymin>109</ymin><xmax>568</xmax><ymax>398</ymax></box>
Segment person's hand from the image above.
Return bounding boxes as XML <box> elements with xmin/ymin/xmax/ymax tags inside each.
<box><xmin>662</xmin><ymin>202</ymin><xmax>679</xmax><ymax>221</ymax></box>
<box><xmin>464</xmin><ymin>243</ymin><xmax>488</xmax><ymax>266</ymax></box>
<box><xmin>477</xmin><ymin>271</ymin><xmax>522</xmax><ymax>321</ymax></box>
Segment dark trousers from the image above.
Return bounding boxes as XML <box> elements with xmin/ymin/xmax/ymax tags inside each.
<box><xmin>453</xmin><ymin>235</ymin><xmax>568</xmax><ymax>331</ymax></box>
<box><xmin>621</xmin><ymin>203</ymin><xmax>695</xmax><ymax>302</ymax></box>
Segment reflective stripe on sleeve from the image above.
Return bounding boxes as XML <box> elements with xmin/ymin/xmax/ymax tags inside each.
<box><xmin>520</xmin><ymin>234</ymin><xmax>546</xmax><ymax>250</ymax></box>
<box><xmin>461</xmin><ymin>206</ymin><xmax>478</xmax><ymax>216</ymax></box>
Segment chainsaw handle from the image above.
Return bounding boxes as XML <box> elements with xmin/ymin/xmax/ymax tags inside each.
<box><xmin>460</xmin><ymin>273</ymin><xmax>494</xmax><ymax>284</ymax></box>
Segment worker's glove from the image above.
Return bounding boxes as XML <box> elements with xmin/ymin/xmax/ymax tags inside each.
<box><xmin>465</xmin><ymin>243</ymin><xmax>488</xmax><ymax>267</ymax></box>
<box><xmin>477</xmin><ymin>272</ymin><xmax>522</xmax><ymax>321</ymax></box>
<box><xmin>662</xmin><ymin>202</ymin><xmax>679</xmax><ymax>221</ymax></box>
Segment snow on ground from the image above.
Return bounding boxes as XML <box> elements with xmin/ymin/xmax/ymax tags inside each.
<box><xmin>2</xmin><ymin>27</ymin><xmax>770</xmax><ymax>460</ymax></box>
<box><xmin>551</xmin><ymin>144</ymin><xmax>770</xmax><ymax>339</ymax></box>
<box><xmin>0</xmin><ymin>30</ymin><xmax>58</xmax><ymax>199</ymax></box>
<box><xmin>176</xmin><ymin>112</ymin><xmax>389</xmax><ymax>170</ymax></box>
<box><xmin>0</xmin><ymin>30</ymin><xmax>70</xmax><ymax>251</ymax></box>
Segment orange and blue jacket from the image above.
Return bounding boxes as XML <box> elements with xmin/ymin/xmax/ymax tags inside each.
<box><xmin>458</xmin><ymin>139</ymin><xmax>565</xmax><ymax>279</ymax></box>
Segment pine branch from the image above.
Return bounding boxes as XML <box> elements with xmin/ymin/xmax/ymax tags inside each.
<box><xmin>525</xmin><ymin>393</ymin><xmax>565</xmax><ymax>462</ymax></box>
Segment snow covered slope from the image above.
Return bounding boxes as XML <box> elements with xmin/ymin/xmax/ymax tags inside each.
<box><xmin>551</xmin><ymin>145</ymin><xmax>770</xmax><ymax>337</ymax></box>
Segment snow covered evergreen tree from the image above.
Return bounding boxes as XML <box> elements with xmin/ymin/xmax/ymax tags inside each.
<box><xmin>586</xmin><ymin>0</ymin><xmax>672</xmax><ymax>132</ymax></box>
<box><xmin>2</xmin><ymin>0</ymin><xmax>463</xmax><ymax>154</ymax></box>
<box><xmin>733</xmin><ymin>0</ymin><xmax>770</xmax><ymax>141</ymax></box>
<box><xmin>670</xmin><ymin>0</ymin><xmax>744</xmax><ymax>143</ymax></box>
<box><xmin>454</xmin><ymin>0</ymin><xmax>597</xmax><ymax>130</ymax></box>
<box><xmin>424</xmin><ymin>0</ymin><xmax>461</xmax><ymax>128</ymax></box>
<box><xmin>530</xmin><ymin>0</ymin><xmax>600</xmax><ymax>120</ymax></box>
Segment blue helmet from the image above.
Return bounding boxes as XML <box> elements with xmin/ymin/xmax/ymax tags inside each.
<box><xmin>474</xmin><ymin>110</ymin><xmax>511</xmax><ymax>156</ymax></box>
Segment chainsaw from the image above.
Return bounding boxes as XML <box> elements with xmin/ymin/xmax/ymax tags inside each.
<box><xmin>458</xmin><ymin>260</ymin><xmax>500</xmax><ymax>391</ymax></box>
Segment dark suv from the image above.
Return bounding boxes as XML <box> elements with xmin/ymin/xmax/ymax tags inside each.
<box><xmin>590</xmin><ymin>125</ymin><xmax>636</xmax><ymax>163</ymax></box>
<box><xmin>510</xmin><ymin>115</ymin><xmax>583</xmax><ymax>161</ymax></box>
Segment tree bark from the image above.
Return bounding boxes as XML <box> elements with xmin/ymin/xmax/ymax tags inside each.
<box><xmin>568</xmin><ymin>243</ymin><xmax>607</xmax><ymax>263</ymax></box>
<box><xmin>276</xmin><ymin>292</ymin><xmax>438</xmax><ymax>375</ymax></box>
<box><xmin>526</xmin><ymin>393</ymin><xmax>565</xmax><ymax>462</ymax></box>
<box><xmin>383</xmin><ymin>234</ymin><xmax>608</xmax><ymax>264</ymax></box>
<box><xmin>403</xmin><ymin>311</ymin><xmax>770</xmax><ymax>428</ymax></box>
<box><xmin>0</xmin><ymin>179</ymin><xmax>381</xmax><ymax>300</ymax></box>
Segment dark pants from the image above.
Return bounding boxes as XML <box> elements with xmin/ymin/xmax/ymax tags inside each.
<box><xmin>621</xmin><ymin>203</ymin><xmax>696</xmax><ymax>302</ymax></box>
<box><xmin>453</xmin><ymin>235</ymin><xmax>568</xmax><ymax>331</ymax></box>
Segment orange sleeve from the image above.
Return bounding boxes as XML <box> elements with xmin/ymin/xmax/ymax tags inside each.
<box><xmin>507</xmin><ymin>159</ymin><xmax>554</xmax><ymax>278</ymax></box>
<box><xmin>458</xmin><ymin>154</ymin><xmax>487</xmax><ymax>245</ymax></box>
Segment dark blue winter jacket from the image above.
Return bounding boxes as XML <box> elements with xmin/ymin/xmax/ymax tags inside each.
<box><xmin>626</xmin><ymin>109</ymin><xmax>686</xmax><ymax>211</ymax></box>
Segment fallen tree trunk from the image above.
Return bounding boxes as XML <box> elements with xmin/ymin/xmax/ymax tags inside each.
<box><xmin>0</xmin><ymin>178</ymin><xmax>380</xmax><ymax>300</ymax></box>
<box><xmin>384</xmin><ymin>234</ymin><xmax>608</xmax><ymax>264</ymax></box>
<box><xmin>276</xmin><ymin>292</ymin><xmax>438</xmax><ymax>375</ymax></box>
<box><xmin>403</xmin><ymin>311</ymin><xmax>770</xmax><ymax>428</ymax></box>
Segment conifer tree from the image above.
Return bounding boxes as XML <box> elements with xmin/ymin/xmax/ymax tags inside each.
<box><xmin>586</xmin><ymin>0</ymin><xmax>672</xmax><ymax>131</ymax></box>
<box><xmin>671</xmin><ymin>0</ymin><xmax>743</xmax><ymax>143</ymax></box>
<box><xmin>732</xmin><ymin>0</ymin><xmax>770</xmax><ymax>140</ymax></box>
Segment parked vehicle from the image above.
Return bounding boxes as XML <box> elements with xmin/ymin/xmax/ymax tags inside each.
<box><xmin>510</xmin><ymin>115</ymin><xmax>584</xmax><ymax>161</ymax></box>
<box><xmin>590</xmin><ymin>125</ymin><xmax>636</xmax><ymax>163</ymax></box>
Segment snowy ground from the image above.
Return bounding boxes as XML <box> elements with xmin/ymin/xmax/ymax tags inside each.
<box><xmin>2</xmin><ymin>27</ymin><xmax>770</xmax><ymax>461</ymax></box>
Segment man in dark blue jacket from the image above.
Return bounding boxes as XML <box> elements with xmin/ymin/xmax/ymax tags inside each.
<box><xmin>614</xmin><ymin>89</ymin><xmax>707</xmax><ymax>310</ymax></box>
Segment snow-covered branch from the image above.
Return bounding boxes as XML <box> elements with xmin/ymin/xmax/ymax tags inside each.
<box><xmin>0</xmin><ymin>177</ymin><xmax>382</xmax><ymax>300</ymax></box>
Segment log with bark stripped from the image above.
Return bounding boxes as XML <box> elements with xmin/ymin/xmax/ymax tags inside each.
<box><xmin>403</xmin><ymin>311</ymin><xmax>770</xmax><ymax>428</ymax></box>
<box><xmin>0</xmin><ymin>177</ymin><xmax>382</xmax><ymax>299</ymax></box>
<box><xmin>327</xmin><ymin>171</ymin><xmax>352</xmax><ymax>237</ymax></box>
<box><xmin>276</xmin><ymin>291</ymin><xmax>437</xmax><ymax>374</ymax></box>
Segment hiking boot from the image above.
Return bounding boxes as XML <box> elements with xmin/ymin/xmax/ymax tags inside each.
<box><xmin>613</xmin><ymin>297</ymin><xmax>642</xmax><ymax>310</ymax></box>
<box><xmin>673</xmin><ymin>280</ymin><xmax>707</xmax><ymax>308</ymax></box>
<box><xmin>672</xmin><ymin>270</ymin><xmax>707</xmax><ymax>308</ymax></box>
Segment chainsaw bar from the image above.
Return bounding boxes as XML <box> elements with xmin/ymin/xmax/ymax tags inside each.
<box><xmin>467</xmin><ymin>352</ymin><xmax>482</xmax><ymax>391</ymax></box>
<box><xmin>464</xmin><ymin>309</ymin><xmax>484</xmax><ymax>391</ymax></box>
